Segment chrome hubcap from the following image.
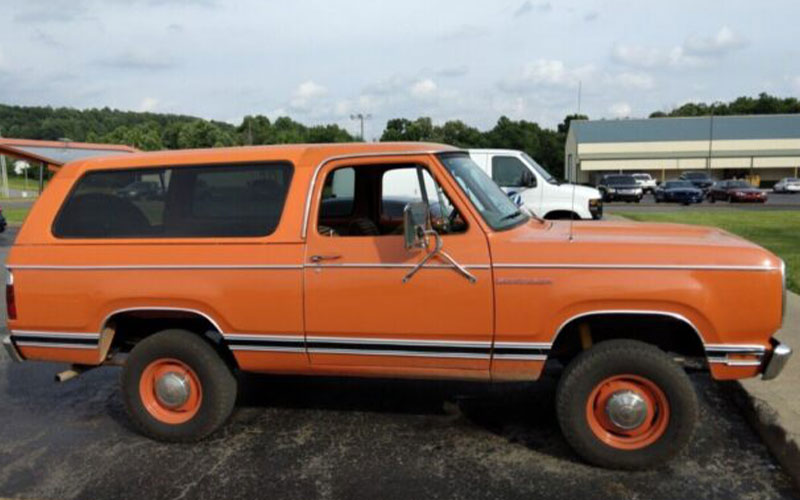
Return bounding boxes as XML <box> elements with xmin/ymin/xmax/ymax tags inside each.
<box><xmin>605</xmin><ymin>390</ymin><xmax>648</xmax><ymax>430</ymax></box>
<box><xmin>155</xmin><ymin>371</ymin><xmax>191</xmax><ymax>408</ymax></box>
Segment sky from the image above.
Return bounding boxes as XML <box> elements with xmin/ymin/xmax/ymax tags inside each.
<box><xmin>0</xmin><ymin>0</ymin><xmax>798</xmax><ymax>138</ymax></box>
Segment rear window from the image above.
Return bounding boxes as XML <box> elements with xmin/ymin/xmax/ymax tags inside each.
<box><xmin>53</xmin><ymin>163</ymin><xmax>293</xmax><ymax>238</ymax></box>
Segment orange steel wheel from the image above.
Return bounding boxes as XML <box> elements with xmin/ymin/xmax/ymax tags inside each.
<box><xmin>139</xmin><ymin>358</ymin><xmax>203</xmax><ymax>425</ymax></box>
<box><xmin>585</xmin><ymin>374</ymin><xmax>670</xmax><ymax>450</ymax></box>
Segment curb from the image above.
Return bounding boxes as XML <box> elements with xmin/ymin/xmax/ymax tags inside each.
<box><xmin>729</xmin><ymin>382</ymin><xmax>800</xmax><ymax>490</ymax></box>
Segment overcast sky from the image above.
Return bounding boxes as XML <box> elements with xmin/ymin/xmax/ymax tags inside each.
<box><xmin>1</xmin><ymin>0</ymin><xmax>798</xmax><ymax>138</ymax></box>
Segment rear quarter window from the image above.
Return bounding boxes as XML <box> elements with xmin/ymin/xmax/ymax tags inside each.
<box><xmin>52</xmin><ymin>162</ymin><xmax>293</xmax><ymax>238</ymax></box>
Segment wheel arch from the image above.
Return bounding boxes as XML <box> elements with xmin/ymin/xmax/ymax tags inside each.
<box><xmin>98</xmin><ymin>306</ymin><xmax>238</xmax><ymax>369</ymax></box>
<box><xmin>548</xmin><ymin>309</ymin><xmax>708</xmax><ymax>363</ymax></box>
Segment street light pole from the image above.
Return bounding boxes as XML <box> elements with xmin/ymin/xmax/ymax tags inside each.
<box><xmin>350</xmin><ymin>113</ymin><xmax>371</xmax><ymax>141</ymax></box>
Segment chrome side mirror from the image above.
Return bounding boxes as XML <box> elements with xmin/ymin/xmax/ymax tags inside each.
<box><xmin>403</xmin><ymin>202</ymin><xmax>430</xmax><ymax>250</ymax></box>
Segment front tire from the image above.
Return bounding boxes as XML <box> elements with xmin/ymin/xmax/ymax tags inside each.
<box><xmin>556</xmin><ymin>340</ymin><xmax>698</xmax><ymax>470</ymax></box>
<box><xmin>121</xmin><ymin>329</ymin><xmax>237</xmax><ymax>442</ymax></box>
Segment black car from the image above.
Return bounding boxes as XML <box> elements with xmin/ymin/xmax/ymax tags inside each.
<box><xmin>707</xmin><ymin>180</ymin><xmax>768</xmax><ymax>203</ymax></box>
<box><xmin>597</xmin><ymin>174</ymin><xmax>643</xmax><ymax>202</ymax></box>
<box><xmin>678</xmin><ymin>171</ymin><xmax>714</xmax><ymax>191</ymax></box>
<box><xmin>0</xmin><ymin>207</ymin><xmax>6</xmax><ymax>233</ymax></box>
<box><xmin>115</xmin><ymin>181</ymin><xmax>162</xmax><ymax>200</ymax></box>
<box><xmin>654</xmin><ymin>180</ymin><xmax>704</xmax><ymax>205</ymax></box>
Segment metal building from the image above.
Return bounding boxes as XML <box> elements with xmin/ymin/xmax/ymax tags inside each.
<box><xmin>565</xmin><ymin>115</ymin><xmax>800</xmax><ymax>186</ymax></box>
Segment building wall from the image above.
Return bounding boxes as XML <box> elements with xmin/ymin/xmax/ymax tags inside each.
<box><xmin>573</xmin><ymin>137</ymin><xmax>800</xmax><ymax>185</ymax></box>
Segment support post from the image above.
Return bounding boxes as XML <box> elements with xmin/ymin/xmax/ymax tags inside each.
<box><xmin>39</xmin><ymin>162</ymin><xmax>44</xmax><ymax>194</ymax></box>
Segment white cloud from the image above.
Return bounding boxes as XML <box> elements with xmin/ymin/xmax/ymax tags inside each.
<box><xmin>410</xmin><ymin>78</ymin><xmax>437</xmax><ymax>98</ymax></box>
<box><xmin>139</xmin><ymin>97</ymin><xmax>158</xmax><ymax>112</ymax></box>
<box><xmin>609</xmin><ymin>102</ymin><xmax>632</xmax><ymax>118</ymax></box>
<box><xmin>0</xmin><ymin>47</ymin><xmax>6</xmax><ymax>70</ymax></box>
<box><xmin>612</xmin><ymin>72</ymin><xmax>655</xmax><ymax>90</ymax></box>
<box><xmin>289</xmin><ymin>80</ymin><xmax>327</xmax><ymax>110</ymax></box>
<box><xmin>502</xmin><ymin>59</ymin><xmax>594</xmax><ymax>90</ymax></box>
<box><xmin>437</xmin><ymin>24</ymin><xmax>487</xmax><ymax>41</ymax></box>
<box><xmin>612</xmin><ymin>26</ymin><xmax>747</xmax><ymax>70</ymax></box>
<box><xmin>514</xmin><ymin>1</ymin><xmax>551</xmax><ymax>17</ymax></box>
<box><xmin>792</xmin><ymin>76</ymin><xmax>800</xmax><ymax>92</ymax></box>
<box><xmin>684</xmin><ymin>26</ymin><xmax>747</xmax><ymax>55</ymax></box>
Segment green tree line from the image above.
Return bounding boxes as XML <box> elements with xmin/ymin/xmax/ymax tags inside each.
<box><xmin>0</xmin><ymin>93</ymin><xmax>797</xmax><ymax>179</ymax></box>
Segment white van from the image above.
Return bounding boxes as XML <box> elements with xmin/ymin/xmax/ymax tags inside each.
<box><xmin>468</xmin><ymin>149</ymin><xmax>603</xmax><ymax>220</ymax></box>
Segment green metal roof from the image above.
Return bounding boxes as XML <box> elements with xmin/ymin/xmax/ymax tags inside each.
<box><xmin>571</xmin><ymin>114</ymin><xmax>800</xmax><ymax>143</ymax></box>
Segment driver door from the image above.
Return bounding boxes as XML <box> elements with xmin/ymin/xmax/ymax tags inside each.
<box><xmin>303</xmin><ymin>155</ymin><xmax>494</xmax><ymax>375</ymax></box>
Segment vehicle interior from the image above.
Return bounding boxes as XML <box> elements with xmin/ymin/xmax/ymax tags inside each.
<box><xmin>317</xmin><ymin>163</ymin><xmax>467</xmax><ymax>237</ymax></box>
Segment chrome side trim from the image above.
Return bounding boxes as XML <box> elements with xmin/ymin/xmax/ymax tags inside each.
<box><xmin>491</xmin><ymin>354</ymin><xmax>548</xmax><ymax>361</ymax></box>
<box><xmin>493</xmin><ymin>263</ymin><xmax>778</xmax><ymax>271</ymax></box>
<box><xmin>9</xmin><ymin>264</ymin><xmax>303</xmax><ymax>271</ymax></box>
<box><xmin>225</xmin><ymin>334</ymin><xmax>304</xmax><ymax>342</ymax></box>
<box><xmin>553</xmin><ymin>310</ymin><xmax>705</xmax><ymax>343</ymax></box>
<box><xmin>306</xmin><ymin>348</ymin><xmax>490</xmax><ymax>359</ymax></box>
<box><xmin>306</xmin><ymin>336</ymin><xmax>491</xmax><ymax>348</ymax></box>
<box><xmin>100</xmin><ymin>307</ymin><xmax>225</xmax><ymax>334</ymax></box>
<box><xmin>306</xmin><ymin>263</ymin><xmax>490</xmax><ymax>270</ymax></box>
<box><xmin>707</xmin><ymin>357</ymin><xmax>762</xmax><ymax>367</ymax></box>
<box><xmin>704</xmin><ymin>344</ymin><xmax>766</xmax><ymax>354</ymax></box>
<box><xmin>229</xmin><ymin>346</ymin><xmax>305</xmax><ymax>353</ymax></box>
<box><xmin>11</xmin><ymin>330</ymin><xmax>100</xmax><ymax>339</ymax></box>
<box><xmin>300</xmin><ymin>149</ymin><xmax>451</xmax><ymax>239</ymax></box>
<box><xmin>12</xmin><ymin>341</ymin><xmax>97</xmax><ymax>350</ymax></box>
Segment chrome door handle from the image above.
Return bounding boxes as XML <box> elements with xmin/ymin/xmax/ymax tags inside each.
<box><xmin>310</xmin><ymin>254</ymin><xmax>342</xmax><ymax>263</ymax></box>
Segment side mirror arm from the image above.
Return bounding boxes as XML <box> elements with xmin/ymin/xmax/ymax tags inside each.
<box><xmin>402</xmin><ymin>230</ymin><xmax>477</xmax><ymax>284</ymax></box>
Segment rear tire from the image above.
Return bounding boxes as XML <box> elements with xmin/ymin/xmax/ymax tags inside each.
<box><xmin>556</xmin><ymin>340</ymin><xmax>698</xmax><ymax>470</ymax></box>
<box><xmin>121</xmin><ymin>329</ymin><xmax>237</xmax><ymax>442</ymax></box>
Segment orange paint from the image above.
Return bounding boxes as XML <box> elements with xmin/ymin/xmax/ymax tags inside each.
<box><xmin>5</xmin><ymin>142</ymin><xmax>784</xmax><ymax>383</ymax></box>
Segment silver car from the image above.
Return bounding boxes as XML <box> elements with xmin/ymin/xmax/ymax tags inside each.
<box><xmin>773</xmin><ymin>177</ymin><xmax>800</xmax><ymax>193</ymax></box>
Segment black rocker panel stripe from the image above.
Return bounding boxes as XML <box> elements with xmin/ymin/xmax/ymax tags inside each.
<box><xmin>307</xmin><ymin>341</ymin><xmax>488</xmax><ymax>355</ymax></box>
<box><xmin>13</xmin><ymin>335</ymin><xmax>98</xmax><ymax>346</ymax></box>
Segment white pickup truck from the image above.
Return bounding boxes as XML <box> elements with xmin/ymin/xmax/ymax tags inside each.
<box><xmin>468</xmin><ymin>149</ymin><xmax>603</xmax><ymax>220</ymax></box>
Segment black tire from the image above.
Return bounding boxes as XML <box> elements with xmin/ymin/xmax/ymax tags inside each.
<box><xmin>121</xmin><ymin>329</ymin><xmax>237</xmax><ymax>442</ymax></box>
<box><xmin>555</xmin><ymin>339</ymin><xmax>698</xmax><ymax>470</ymax></box>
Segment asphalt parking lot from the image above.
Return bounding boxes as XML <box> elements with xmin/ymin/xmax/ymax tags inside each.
<box><xmin>0</xmin><ymin>227</ymin><xmax>797</xmax><ymax>500</ymax></box>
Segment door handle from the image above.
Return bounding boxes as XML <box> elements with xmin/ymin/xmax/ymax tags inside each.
<box><xmin>309</xmin><ymin>254</ymin><xmax>342</xmax><ymax>263</ymax></box>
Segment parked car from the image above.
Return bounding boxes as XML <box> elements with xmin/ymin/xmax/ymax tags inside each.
<box><xmin>3</xmin><ymin>143</ymin><xmax>790</xmax><ymax>470</ymax></box>
<box><xmin>596</xmin><ymin>174</ymin><xmax>643</xmax><ymax>202</ymax></box>
<box><xmin>0</xmin><ymin>206</ymin><xmax>6</xmax><ymax>233</ymax></box>
<box><xmin>678</xmin><ymin>171</ymin><xmax>714</xmax><ymax>191</ymax></box>
<box><xmin>115</xmin><ymin>181</ymin><xmax>162</xmax><ymax>200</ymax></box>
<box><xmin>654</xmin><ymin>180</ymin><xmax>704</xmax><ymax>205</ymax></box>
<box><xmin>773</xmin><ymin>177</ymin><xmax>800</xmax><ymax>194</ymax></box>
<box><xmin>707</xmin><ymin>180</ymin><xmax>768</xmax><ymax>203</ymax></box>
<box><xmin>632</xmin><ymin>173</ymin><xmax>658</xmax><ymax>194</ymax></box>
<box><xmin>468</xmin><ymin>150</ymin><xmax>603</xmax><ymax>220</ymax></box>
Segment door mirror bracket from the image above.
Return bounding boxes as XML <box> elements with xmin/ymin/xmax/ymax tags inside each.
<box><xmin>402</xmin><ymin>202</ymin><xmax>476</xmax><ymax>284</ymax></box>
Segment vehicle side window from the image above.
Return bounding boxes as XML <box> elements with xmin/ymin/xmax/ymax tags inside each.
<box><xmin>320</xmin><ymin>167</ymin><xmax>355</xmax><ymax>218</ymax></box>
<box><xmin>53</xmin><ymin>163</ymin><xmax>293</xmax><ymax>238</ymax></box>
<box><xmin>317</xmin><ymin>164</ymin><xmax>465</xmax><ymax>237</ymax></box>
<box><xmin>491</xmin><ymin>156</ymin><xmax>535</xmax><ymax>188</ymax></box>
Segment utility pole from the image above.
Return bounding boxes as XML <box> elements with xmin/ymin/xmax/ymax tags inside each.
<box><xmin>0</xmin><ymin>128</ymin><xmax>8</xmax><ymax>198</ymax></box>
<box><xmin>350</xmin><ymin>113</ymin><xmax>371</xmax><ymax>141</ymax></box>
<box><xmin>577</xmin><ymin>80</ymin><xmax>582</xmax><ymax>115</ymax></box>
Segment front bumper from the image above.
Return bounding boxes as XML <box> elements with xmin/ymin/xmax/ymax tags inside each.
<box><xmin>762</xmin><ymin>341</ymin><xmax>792</xmax><ymax>380</ymax></box>
<box><xmin>2</xmin><ymin>334</ymin><xmax>23</xmax><ymax>362</ymax></box>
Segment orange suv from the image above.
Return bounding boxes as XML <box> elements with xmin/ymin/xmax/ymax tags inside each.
<box><xmin>2</xmin><ymin>142</ymin><xmax>791</xmax><ymax>469</ymax></box>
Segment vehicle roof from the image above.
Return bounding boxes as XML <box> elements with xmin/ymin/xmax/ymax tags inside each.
<box><xmin>467</xmin><ymin>149</ymin><xmax>525</xmax><ymax>155</ymax></box>
<box><xmin>55</xmin><ymin>142</ymin><xmax>459</xmax><ymax>178</ymax></box>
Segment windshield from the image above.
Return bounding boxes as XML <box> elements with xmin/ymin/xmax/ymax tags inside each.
<box><xmin>520</xmin><ymin>152</ymin><xmax>558</xmax><ymax>185</ymax></box>
<box><xmin>633</xmin><ymin>174</ymin><xmax>651</xmax><ymax>180</ymax></box>
<box><xmin>437</xmin><ymin>153</ymin><xmax>529</xmax><ymax>231</ymax></box>
<box><xmin>684</xmin><ymin>172</ymin><xmax>710</xmax><ymax>180</ymax></box>
<box><xmin>665</xmin><ymin>181</ymin><xmax>693</xmax><ymax>189</ymax></box>
<box><xmin>606</xmin><ymin>176</ymin><xmax>636</xmax><ymax>186</ymax></box>
<box><xmin>728</xmin><ymin>181</ymin><xmax>751</xmax><ymax>188</ymax></box>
